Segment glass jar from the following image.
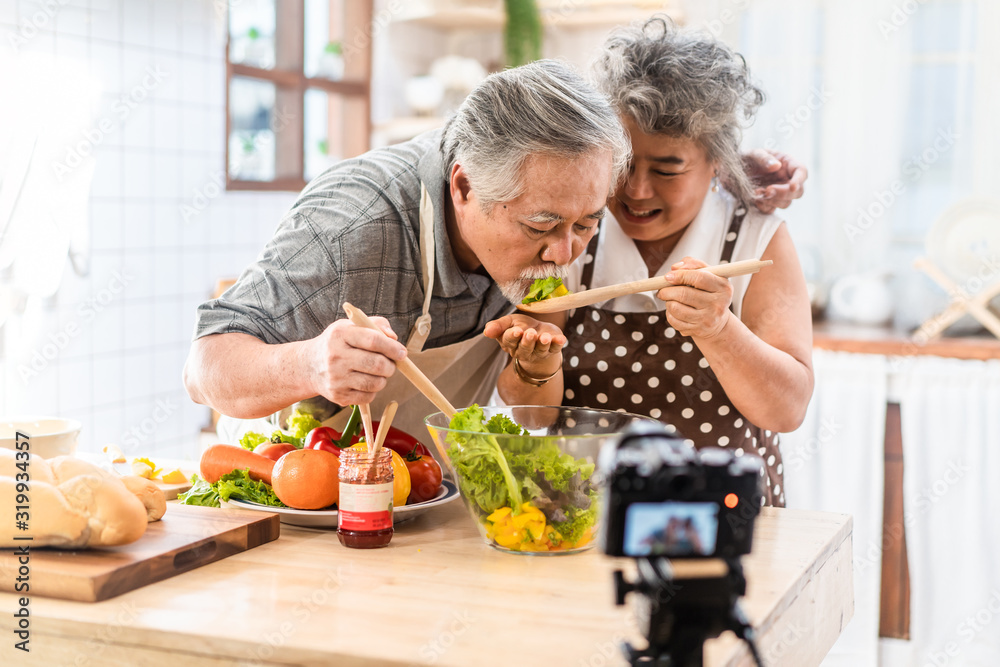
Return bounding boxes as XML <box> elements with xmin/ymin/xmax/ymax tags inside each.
<box><xmin>337</xmin><ymin>448</ymin><xmax>394</xmax><ymax>548</ymax></box>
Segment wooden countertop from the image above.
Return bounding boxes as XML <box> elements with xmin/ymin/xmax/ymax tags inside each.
<box><xmin>812</xmin><ymin>320</ymin><xmax>1000</xmax><ymax>360</ymax></box>
<box><xmin>0</xmin><ymin>500</ymin><xmax>852</xmax><ymax>666</ymax></box>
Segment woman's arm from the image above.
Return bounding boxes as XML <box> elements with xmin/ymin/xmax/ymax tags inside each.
<box><xmin>483</xmin><ymin>312</ymin><xmax>568</xmax><ymax>406</ymax></box>
<box><xmin>656</xmin><ymin>223</ymin><xmax>814</xmax><ymax>432</ymax></box>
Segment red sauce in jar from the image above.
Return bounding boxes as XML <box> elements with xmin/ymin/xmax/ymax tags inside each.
<box><xmin>338</xmin><ymin>527</ymin><xmax>393</xmax><ymax>549</ymax></box>
<box><xmin>337</xmin><ymin>448</ymin><xmax>394</xmax><ymax>549</ymax></box>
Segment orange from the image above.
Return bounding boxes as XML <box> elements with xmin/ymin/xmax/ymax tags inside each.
<box><xmin>348</xmin><ymin>443</ymin><xmax>411</xmax><ymax>507</ymax></box>
<box><xmin>271</xmin><ymin>449</ymin><xmax>340</xmax><ymax>510</ymax></box>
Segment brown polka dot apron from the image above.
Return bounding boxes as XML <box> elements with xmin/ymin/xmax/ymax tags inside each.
<box><xmin>562</xmin><ymin>211</ymin><xmax>785</xmax><ymax>507</ymax></box>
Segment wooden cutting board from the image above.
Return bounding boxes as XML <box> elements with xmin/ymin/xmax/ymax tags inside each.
<box><xmin>0</xmin><ymin>504</ymin><xmax>279</xmax><ymax>602</ymax></box>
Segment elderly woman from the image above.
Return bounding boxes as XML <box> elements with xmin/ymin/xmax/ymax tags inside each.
<box><xmin>485</xmin><ymin>18</ymin><xmax>814</xmax><ymax>507</ymax></box>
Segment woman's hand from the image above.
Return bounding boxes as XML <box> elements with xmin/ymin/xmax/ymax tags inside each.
<box><xmin>742</xmin><ymin>148</ymin><xmax>808</xmax><ymax>214</ymax></box>
<box><xmin>484</xmin><ymin>314</ymin><xmax>567</xmax><ymax>376</ymax></box>
<box><xmin>656</xmin><ymin>257</ymin><xmax>734</xmax><ymax>340</ymax></box>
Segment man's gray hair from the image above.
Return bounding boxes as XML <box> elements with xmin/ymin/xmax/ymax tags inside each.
<box><xmin>592</xmin><ymin>16</ymin><xmax>764</xmax><ymax>206</ymax></box>
<box><xmin>442</xmin><ymin>59</ymin><xmax>630</xmax><ymax>209</ymax></box>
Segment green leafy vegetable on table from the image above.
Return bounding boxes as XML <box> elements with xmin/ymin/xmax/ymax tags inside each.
<box><xmin>237</xmin><ymin>408</ymin><xmax>322</xmax><ymax>451</ymax></box>
<box><xmin>178</xmin><ymin>469</ymin><xmax>286</xmax><ymax>508</ymax></box>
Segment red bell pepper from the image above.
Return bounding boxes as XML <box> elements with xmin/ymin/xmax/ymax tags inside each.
<box><xmin>351</xmin><ymin>422</ymin><xmax>432</xmax><ymax>460</ymax></box>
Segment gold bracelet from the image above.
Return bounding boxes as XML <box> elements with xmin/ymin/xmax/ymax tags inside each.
<box><xmin>513</xmin><ymin>357</ymin><xmax>560</xmax><ymax>387</ymax></box>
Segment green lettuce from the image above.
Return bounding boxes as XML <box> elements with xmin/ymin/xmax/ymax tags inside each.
<box><xmin>177</xmin><ymin>475</ymin><xmax>220</xmax><ymax>506</ymax></box>
<box><xmin>238</xmin><ymin>431</ymin><xmax>269</xmax><ymax>451</ymax></box>
<box><xmin>447</xmin><ymin>405</ymin><xmax>599</xmax><ymax>544</ymax></box>
<box><xmin>446</xmin><ymin>405</ymin><xmax>524</xmax><ymax>514</ymax></box>
<box><xmin>286</xmin><ymin>409</ymin><xmax>321</xmax><ymax>441</ymax></box>
<box><xmin>237</xmin><ymin>408</ymin><xmax>321</xmax><ymax>451</ymax></box>
<box><xmin>521</xmin><ymin>277</ymin><xmax>566</xmax><ymax>304</ymax></box>
<box><xmin>215</xmin><ymin>469</ymin><xmax>285</xmax><ymax>506</ymax></box>
<box><xmin>177</xmin><ymin>471</ymin><xmax>286</xmax><ymax>508</ymax></box>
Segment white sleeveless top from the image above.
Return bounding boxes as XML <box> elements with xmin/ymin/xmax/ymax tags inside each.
<box><xmin>565</xmin><ymin>188</ymin><xmax>783</xmax><ymax>320</ymax></box>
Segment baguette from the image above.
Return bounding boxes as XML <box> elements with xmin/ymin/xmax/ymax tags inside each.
<box><xmin>0</xmin><ymin>449</ymin><xmax>150</xmax><ymax>548</ymax></box>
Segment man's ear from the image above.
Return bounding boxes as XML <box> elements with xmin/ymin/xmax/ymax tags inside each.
<box><xmin>450</xmin><ymin>163</ymin><xmax>473</xmax><ymax>208</ymax></box>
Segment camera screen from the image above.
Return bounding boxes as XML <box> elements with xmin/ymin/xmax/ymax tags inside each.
<box><xmin>622</xmin><ymin>501</ymin><xmax>719</xmax><ymax>557</ymax></box>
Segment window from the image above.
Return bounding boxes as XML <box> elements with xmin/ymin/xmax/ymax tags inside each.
<box><xmin>226</xmin><ymin>0</ymin><xmax>373</xmax><ymax>191</ymax></box>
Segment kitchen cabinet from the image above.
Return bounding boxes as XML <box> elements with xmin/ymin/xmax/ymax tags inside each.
<box><xmin>0</xmin><ymin>498</ymin><xmax>851</xmax><ymax>665</ymax></box>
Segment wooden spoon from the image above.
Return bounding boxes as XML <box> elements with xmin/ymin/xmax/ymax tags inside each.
<box><xmin>359</xmin><ymin>403</ymin><xmax>375</xmax><ymax>454</ymax></box>
<box><xmin>342</xmin><ymin>303</ymin><xmax>456</xmax><ymax>419</ymax></box>
<box><xmin>367</xmin><ymin>401</ymin><xmax>398</xmax><ymax>482</ymax></box>
<box><xmin>517</xmin><ymin>258</ymin><xmax>773</xmax><ymax>314</ymax></box>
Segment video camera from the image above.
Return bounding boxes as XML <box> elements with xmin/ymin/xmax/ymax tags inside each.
<box><xmin>596</xmin><ymin>421</ymin><xmax>766</xmax><ymax>667</ymax></box>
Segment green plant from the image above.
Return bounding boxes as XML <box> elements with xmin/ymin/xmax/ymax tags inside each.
<box><xmin>247</xmin><ymin>26</ymin><xmax>260</xmax><ymax>40</ymax></box>
<box><xmin>504</xmin><ymin>0</ymin><xmax>542</xmax><ymax>67</ymax></box>
<box><xmin>240</xmin><ymin>134</ymin><xmax>256</xmax><ymax>154</ymax></box>
<box><xmin>324</xmin><ymin>41</ymin><xmax>342</xmax><ymax>56</ymax></box>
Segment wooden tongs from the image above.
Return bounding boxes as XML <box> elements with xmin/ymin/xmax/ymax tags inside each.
<box><xmin>516</xmin><ymin>258</ymin><xmax>773</xmax><ymax>314</ymax></box>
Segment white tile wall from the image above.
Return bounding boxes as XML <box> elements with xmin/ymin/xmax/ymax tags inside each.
<box><xmin>0</xmin><ymin>1</ymin><xmax>297</xmax><ymax>459</ymax></box>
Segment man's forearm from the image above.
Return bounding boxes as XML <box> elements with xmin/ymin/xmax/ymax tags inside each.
<box><xmin>184</xmin><ymin>333</ymin><xmax>316</xmax><ymax>420</ymax></box>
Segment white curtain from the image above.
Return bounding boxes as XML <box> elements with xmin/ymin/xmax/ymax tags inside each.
<box><xmin>890</xmin><ymin>356</ymin><xmax>1000</xmax><ymax>666</ymax></box>
<box><xmin>781</xmin><ymin>350</ymin><xmax>888</xmax><ymax>666</ymax></box>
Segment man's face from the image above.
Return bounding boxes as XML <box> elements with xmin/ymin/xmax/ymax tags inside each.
<box><xmin>448</xmin><ymin>150</ymin><xmax>613</xmax><ymax>302</ymax></box>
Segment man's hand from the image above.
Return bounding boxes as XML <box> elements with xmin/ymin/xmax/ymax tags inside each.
<box><xmin>743</xmin><ymin>148</ymin><xmax>808</xmax><ymax>214</ymax></box>
<box><xmin>484</xmin><ymin>313</ymin><xmax>566</xmax><ymax>378</ymax></box>
<box><xmin>656</xmin><ymin>257</ymin><xmax>735</xmax><ymax>340</ymax></box>
<box><xmin>306</xmin><ymin>317</ymin><xmax>407</xmax><ymax>406</ymax></box>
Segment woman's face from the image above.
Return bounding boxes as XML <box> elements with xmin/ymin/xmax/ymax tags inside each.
<box><xmin>609</xmin><ymin>116</ymin><xmax>717</xmax><ymax>245</ymax></box>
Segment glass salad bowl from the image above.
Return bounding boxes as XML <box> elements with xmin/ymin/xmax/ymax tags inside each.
<box><xmin>425</xmin><ymin>405</ymin><xmax>651</xmax><ymax>555</ymax></box>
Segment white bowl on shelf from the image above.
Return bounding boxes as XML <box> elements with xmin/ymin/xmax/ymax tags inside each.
<box><xmin>0</xmin><ymin>417</ymin><xmax>82</xmax><ymax>459</ymax></box>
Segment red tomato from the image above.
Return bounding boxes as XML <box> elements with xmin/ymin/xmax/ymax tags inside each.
<box><xmin>404</xmin><ymin>450</ymin><xmax>443</xmax><ymax>504</ymax></box>
<box><xmin>253</xmin><ymin>442</ymin><xmax>297</xmax><ymax>462</ymax></box>
<box><xmin>305</xmin><ymin>426</ymin><xmax>342</xmax><ymax>455</ymax></box>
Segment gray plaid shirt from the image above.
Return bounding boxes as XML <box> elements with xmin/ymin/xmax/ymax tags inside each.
<box><xmin>195</xmin><ymin>130</ymin><xmax>513</xmax><ymax>349</ymax></box>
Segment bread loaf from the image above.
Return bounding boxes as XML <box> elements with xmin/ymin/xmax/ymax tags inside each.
<box><xmin>0</xmin><ymin>449</ymin><xmax>150</xmax><ymax>548</ymax></box>
<box><xmin>120</xmin><ymin>475</ymin><xmax>167</xmax><ymax>521</ymax></box>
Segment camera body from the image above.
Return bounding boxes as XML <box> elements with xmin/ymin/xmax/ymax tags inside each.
<box><xmin>598</xmin><ymin>421</ymin><xmax>763</xmax><ymax>559</ymax></box>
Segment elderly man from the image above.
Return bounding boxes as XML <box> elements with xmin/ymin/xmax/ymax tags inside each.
<box><xmin>184</xmin><ymin>60</ymin><xmax>631</xmax><ymax>434</ymax></box>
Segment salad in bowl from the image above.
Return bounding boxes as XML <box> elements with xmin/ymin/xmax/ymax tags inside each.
<box><xmin>426</xmin><ymin>405</ymin><xmax>649</xmax><ymax>555</ymax></box>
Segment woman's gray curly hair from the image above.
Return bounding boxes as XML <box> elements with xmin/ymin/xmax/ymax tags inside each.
<box><xmin>592</xmin><ymin>16</ymin><xmax>764</xmax><ymax>206</ymax></box>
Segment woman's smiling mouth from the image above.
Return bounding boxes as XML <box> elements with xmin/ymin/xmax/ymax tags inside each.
<box><xmin>619</xmin><ymin>200</ymin><xmax>663</xmax><ymax>223</ymax></box>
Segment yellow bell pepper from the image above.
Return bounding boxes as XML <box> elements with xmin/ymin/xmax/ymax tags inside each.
<box><xmin>349</xmin><ymin>443</ymin><xmax>411</xmax><ymax>507</ymax></box>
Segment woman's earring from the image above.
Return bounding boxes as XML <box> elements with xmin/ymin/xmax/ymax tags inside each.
<box><xmin>711</xmin><ymin>176</ymin><xmax>719</xmax><ymax>193</ymax></box>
